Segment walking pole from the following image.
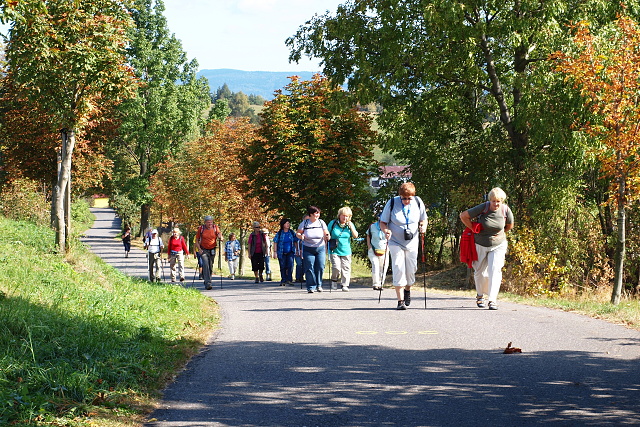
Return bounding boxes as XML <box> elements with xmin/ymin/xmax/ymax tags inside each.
<box><xmin>378</xmin><ymin>239</ymin><xmax>390</xmax><ymax>304</ymax></box>
<box><xmin>160</xmin><ymin>255</ymin><xmax>166</xmax><ymax>282</ymax></box>
<box><xmin>420</xmin><ymin>232</ymin><xmax>427</xmax><ymax>309</ymax></box>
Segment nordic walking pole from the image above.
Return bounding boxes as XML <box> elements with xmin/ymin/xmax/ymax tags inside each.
<box><xmin>378</xmin><ymin>238</ymin><xmax>390</xmax><ymax>304</ymax></box>
<box><xmin>420</xmin><ymin>231</ymin><xmax>427</xmax><ymax>309</ymax></box>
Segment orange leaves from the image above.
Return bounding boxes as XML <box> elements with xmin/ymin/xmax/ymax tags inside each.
<box><xmin>555</xmin><ymin>14</ymin><xmax>640</xmax><ymax>205</ymax></box>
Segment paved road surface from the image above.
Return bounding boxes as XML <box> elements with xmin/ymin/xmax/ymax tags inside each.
<box><xmin>83</xmin><ymin>208</ymin><xmax>640</xmax><ymax>426</ymax></box>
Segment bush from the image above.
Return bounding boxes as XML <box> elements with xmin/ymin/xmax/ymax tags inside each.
<box><xmin>0</xmin><ymin>178</ymin><xmax>50</xmax><ymax>226</ymax></box>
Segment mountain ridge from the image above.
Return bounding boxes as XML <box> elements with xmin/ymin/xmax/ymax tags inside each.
<box><xmin>196</xmin><ymin>68</ymin><xmax>320</xmax><ymax>99</ymax></box>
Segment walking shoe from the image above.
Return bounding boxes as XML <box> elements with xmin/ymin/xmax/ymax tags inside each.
<box><xmin>255</xmin><ymin>278</ymin><xmax>259</xmax><ymax>283</ymax></box>
<box><xmin>259</xmin><ymin>275</ymin><xmax>264</xmax><ymax>282</ymax></box>
<box><xmin>476</xmin><ymin>295</ymin><xmax>486</xmax><ymax>308</ymax></box>
<box><xmin>404</xmin><ymin>290</ymin><xmax>411</xmax><ymax>306</ymax></box>
<box><xmin>171</xmin><ymin>278</ymin><xmax>175</xmax><ymax>283</ymax></box>
<box><xmin>397</xmin><ymin>300</ymin><xmax>407</xmax><ymax>310</ymax></box>
<box><xmin>488</xmin><ymin>301</ymin><xmax>498</xmax><ymax>310</ymax></box>
<box><xmin>373</xmin><ymin>286</ymin><xmax>382</xmax><ymax>291</ymax></box>
<box><xmin>180</xmin><ymin>277</ymin><xmax>185</xmax><ymax>282</ymax></box>
<box><xmin>316</xmin><ymin>286</ymin><xmax>323</xmax><ymax>292</ymax></box>
<box><xmin>266</xmin><ymin>274</ymin><xmax>272</xmax><ymax>281</ymax></box>
<box><xmin>230</xmin><ymin>275</ymin><xmax>235</xmax><ymax>280</ymax></box>
<box><xmin>331</xmin><ymin>281</ymin><xmax>338</xmax><ymax>290</ymax></box>
<box><xmin>280</xmin><ymin>282</ymin><xmax>286</xmax><ymax>286</ymax></box>
<box><xmin>342</xmin><ymin>286</ymin><xmax>349</xmax><ymax>292</ymax></box>
<box><xmin>205</xmin><ymin>283</ymin><xmax>212</xmax><ymax>290</ymax></box>
<box><xmin>307</xmin><ymin>289</ymin><xmax>314</xmax><ymax>293</ymax></box>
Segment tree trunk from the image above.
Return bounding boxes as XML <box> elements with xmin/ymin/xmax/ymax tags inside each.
<box><xmin>238</xmin><ymin>229</ymin><xmax>246</xmax><ymax>275</ymax></box>
<box><xmin>52</xmin><ymin>129</ymin><xmax>75</xmax><ymax>253</ymax></box>
<box><xmin>140</xmin><ymin>204</ymin><xmax>151</xmax><ymax>237</ymax></box>
<box><xmin>611</xmin><ymin>179</ymin><xmax>626</xmax><ymax>305</ymax></box>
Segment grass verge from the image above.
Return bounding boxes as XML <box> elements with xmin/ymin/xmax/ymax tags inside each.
<box><xmin>419</xmin><ymin>265</ymin><xmax>640</xmax><ymax>331</ymax></box>
<box><xmin>0</xmin><ymin>215</ymin><xmax>219</xmax><ymax>426</ymax></box>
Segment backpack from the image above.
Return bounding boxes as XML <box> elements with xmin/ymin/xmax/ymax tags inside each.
<box><xmin>389</xmin><ymin>195</ymin><xmax>423</xmax><ymax>212</ymax></box>
<box><xmin>480</xmin><ymin>201</ymin><xmax>508</xmax><ymax>219</ymax></box>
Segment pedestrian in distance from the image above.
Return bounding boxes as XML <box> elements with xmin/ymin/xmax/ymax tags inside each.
<box><xmin>225</xmin><ymin>233</ymin><xmax>241</xmax><ymax>280</ymax></box>
<box><xmin>273</xmin><ymin>218</ymin><xmax>297</xmax><ymax>286</ymax></box>
<box><xmin>248</xmin><ymin>221</ymin><xmax>268</xmax><ymax>283</ymax></box>
<box><xmin>380</xmin><ymin>182</ymin><xmax>428</xmax><ymax>310</ymax></box>
<box><xmin>296</xmin><ymin>206</ymin><xmax>330</xmax><ymax>293</ymax></box>
<box><xmin>121</xmin><ymin>226</ymin><xmax>131</xmax><ymax>258</ymax></box>
<box><xmin>366</xmin><ymin>214</ymin><xmax>390</xmax><ymax>291</ymax></box>
<box><xmin>144</xmin><ymin>229</ymin><xmax>164</xmax><ymax>282</ymax></box>
<box><xmin>167</xmin><ymin>227</ymin><xmax>189</xmax><ymax>283</ymax></box>
<box><xmin>195</xmin><ymin>215</ymin><xmax>222</xmax><ymax>290</ymax></box>
<box><xmin>459</xmin><ymin>187</ymin><xmax>514</xmax><ymax>310</ymax></box>
<box><xmin>328</xmin><ymin>206</ymin><xmax>358</xmax><ymax>291</ymax></box>
<box><xmin>262</xmin><ymin>228</ymin><xmax>273</xmax><ymax>281</ymax></box>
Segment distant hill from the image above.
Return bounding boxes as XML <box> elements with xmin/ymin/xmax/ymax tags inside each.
<box><xmin>197</xmin><ymin>69</ymin><xmax>319</xmax><ymax>99</ymax></box>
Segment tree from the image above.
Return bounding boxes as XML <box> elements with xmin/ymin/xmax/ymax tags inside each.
<box><xmin>555</xmin><ymin>15</ymin><xmax>640</xmax><ymax>304</ymax></box>
<box><xmin>243</xmin><ymin>75</ymin><xmax>378</xmax><ymax>222</ymax></box>
<box><xmin>150</xmin><ymin>117</ymin><xmax>277</xmax><ymax>272</ymax></box>
<box><xmin>112</xmin><ymin>0</ymin><xmax>210</xmax><ymax>236</ymax></box>
<box><xmin>5</xmin><ymin>0</ymin><xmax>137</xmax><ymax>252</ymax></box>
<box><xmin>286</xmin><ymin>0</ymin><xmax>635</xmax><ymax>213</ymax></box>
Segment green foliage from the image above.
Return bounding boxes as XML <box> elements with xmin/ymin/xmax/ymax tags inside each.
<box><xmin>0</xmin><ymin>216</ymin><xmax>218</xmax><ymax>425</ymax></box>
<box><xmin>208</xmin><ymin>98</ymin><xmax>232</xmax><ymax>123</ymax></box>
<box><xmin>243</xmin><ymin>75</ymin><xmax>379</xmax><ymax>222</ymax></box>
<box><xmin>109</xmin><ymin>0</ymin><xmax>210</xmax><ymax>232</ymax></box>
<box><xmin>0</xmin><ymin>178</ymin><xmax>50</xmax><ymax>227</ymax></box>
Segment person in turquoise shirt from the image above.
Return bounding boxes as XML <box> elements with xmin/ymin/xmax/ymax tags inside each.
<box><xmin>328</xmin><ymin>206</ymin><xmax>359</xmax><ymax>291</ymax></box>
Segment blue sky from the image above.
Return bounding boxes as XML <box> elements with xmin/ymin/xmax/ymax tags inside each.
<box><xmin>163</xmin><ymin>0</ymin><xmax>345</xmax><ymax>72</ymax></box>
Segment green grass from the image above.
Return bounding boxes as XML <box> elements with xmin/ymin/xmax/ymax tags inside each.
<box><xmin>0</xmin><ymin>215</ymin><xmax>219</xmax><ymax>426</ymax></box>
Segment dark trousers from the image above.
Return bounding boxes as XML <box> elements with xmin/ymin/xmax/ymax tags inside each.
<box><xmin>200</xmin><ymin>248</ymin><xmax>216</xmax><ymax>286</ymax></box>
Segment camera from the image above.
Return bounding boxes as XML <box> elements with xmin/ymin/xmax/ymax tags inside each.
<box><xmin>404</xmin><ymin>228</ymin><xmax>414</xmax><ymax>241</ymax></box>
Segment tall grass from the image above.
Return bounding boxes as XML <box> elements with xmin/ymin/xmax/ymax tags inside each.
<box><xmin>0</xmin><ymin>215</ymin><xmax>219</xmax><ymax>426</ymax></box>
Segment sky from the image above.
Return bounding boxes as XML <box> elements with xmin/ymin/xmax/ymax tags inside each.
<box><xmin>162</xmin><ymin>0</ymin><xmax>346</xmax><ymax>72</ymax></box>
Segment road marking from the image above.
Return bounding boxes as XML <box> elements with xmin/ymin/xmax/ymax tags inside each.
<box><xmin>417</xmin><ymin>331</ymin><xmax>439</xmax><ymax>335</ymax></box>
<box><xmin>385</xmin><ymin>331</ymin><xmax>408</xmax><ymax>335</ymax></box>
<box><xmin>356</xmin><ymin>331</ymin><xmax>379</xmax><ymax>335</ymax></box>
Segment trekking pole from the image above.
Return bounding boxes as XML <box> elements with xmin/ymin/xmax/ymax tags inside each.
<box><xmin>378</xmin><ymin>239</ymin><xmax>390</xmax><ymax>304</ymax></box>
<box><xmin>420</xmin><ymin>232</ymin><xmax>427</xmax><ymax>309</ymax></box>
<box><xmin>160</xmin><ymin>256</ymin><xmax>166</xmax><ymax>282</ymax></box>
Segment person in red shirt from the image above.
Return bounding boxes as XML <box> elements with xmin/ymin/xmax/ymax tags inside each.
<box><xmin>167</xmin><ymin>227</ymin><xmax>189</xmax><ymax>282</ymax></box>
<box><xmin>195</xmin><ymin>215</ymin><xmax>222</xmax><ymax>290</ymax></box>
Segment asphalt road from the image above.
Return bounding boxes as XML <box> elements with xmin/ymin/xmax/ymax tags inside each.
<box><xmin>83</xmin><ymin>207</ymin><xmax>640</xmax><ymax>426</ymax></box>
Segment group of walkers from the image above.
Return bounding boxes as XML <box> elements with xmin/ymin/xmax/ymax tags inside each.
<box><xmin>124</xmin><ymin>183</ymin><xmax>514</xmax><ymax>310</ymax></box>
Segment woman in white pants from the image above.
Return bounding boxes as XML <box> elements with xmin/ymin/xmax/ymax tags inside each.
<box><xmin>379</xmin><ymin>183</ymin><xmax>428</xmax><ymax>310</ymax></box>
<box><xmin>366</xmin><ymin>216</ymin><xmax>390</xmax><ymax>290</ymax></box>
<box><xmin>459</xmin><ymin>187</ymin><xmax>514</xmax><ymax>310</ymax></box>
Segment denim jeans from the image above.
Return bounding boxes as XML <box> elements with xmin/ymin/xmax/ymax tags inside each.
<box><xmin>303</xmin><ymin>245</ymin><xmax>326</xmax><ymax>291</ymax></box>
<box><xmin>278</xmin><ymin>252</ymin><xmax>295</xmax><ymax>283</ymax></box>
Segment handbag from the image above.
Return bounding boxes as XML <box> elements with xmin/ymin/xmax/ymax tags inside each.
<box><xmin>374</xmin><ymin>248</ymin><xmax>385</xmax><ymax>256</ymax></box>
<box><xmin>329</xmin><ymin>239</ymin><xmax>338</xmax><ymax>251</ymax></box>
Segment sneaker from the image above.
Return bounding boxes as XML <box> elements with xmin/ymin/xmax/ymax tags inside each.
<box><xmin>476</xmin><ymin>295</ymin><xmax>486</xmax><ymax>308</ymax></box>
<box><xmin>307</xmin><ymin>289</ymin><xmax>314</xmax><ymax>293</ymax></box>
<box><xmin>331</xmin><ymin>281</ymin><xmax>338</xmax><ymax>290</ymax></box>
<box><xmin>316</xmin><ymin>286</ymin><xmax>323</xmax><ymax>292</ymax></box>
<box><xmin>266</xmin><ymin>274</ymin><xmax>272</xmax><ymax>281</ymax></box>
<box><xmin>231</xmin><ymin>275</ymin><xmax>235</xmax><ymax>280</ymax></box>
<box><xmin>373</xmin><ymin>286</ymin><xmax>382</xmax><ymax>291</ymax></box>
<box><xmin>397</xmin><ymin>301</ymin><xmax>407</xmax><ymax>310</ymax></box>
<box><xmin>404</xmin><ymin>290</ymin><xmax>411</xmax><ymax>306</ymax></box>
<box><xmin>259</xmin><ymin>275</ymin><xmax>264</xmax><ymax>282</ymax></box>
<box><xmin>171</xmin><ymin>278</ymin><xmax>175</xmax><ymax>283</ymax></box>
<box><xmin>280</xmin><ymin>282</ymin><xmax>286</xmax><ymax>286</ymax></box>
<box><xmin>205</xmin><ymin>283</ymin><xmax>212</xmax><ymax>290</ymax></box>
<box><xmin>488</xmin><ymin>301</ymin><xmax>498</xmax><ymax>310</ymax></box>
<box><xmin>255</xmin><ymin>278</ymin><xmax>259</xmax><ymax>283</ymax></box>
<box><xmin>342</xmin><ymin>286</ymin><xmax>349</xmax><ymax>292</ymax></box>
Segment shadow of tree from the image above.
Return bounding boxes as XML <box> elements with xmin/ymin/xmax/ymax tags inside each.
<box><xmin>148</xmin><ymin>340</ymin><xmax>640</xmax><ymax>426</ymax></box>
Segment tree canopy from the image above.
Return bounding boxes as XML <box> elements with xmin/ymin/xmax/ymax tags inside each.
<box><xmin>243</xmin><ymin>75</ymin><xmax>378</xmax><ymax>222</ymax></box>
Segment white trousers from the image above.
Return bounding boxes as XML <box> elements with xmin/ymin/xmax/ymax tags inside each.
<box><xmin>330</xmin><ymin>254</ymin><xmax>352</xmax><ymax>287</ymax></box>
<box><xmin>389</xmin><ymin>244</ymin><xmax>419</xmax><ymax>288</ymax></box>
<box><xmin>472</xmin><ymin>240</ymin><xmax>508</xmax><ymax>302</ymax></box>
<box><xmin>169</xmin><ymin>252</ymin><xmax>185</xmax><ymax>280</ymax></box>
<box><xmin>368</xmin><ymin>248</ymin><xmax>390</xmax><ymax>287</ymax></box>
<box><xmin>227</xmin><ymin>258</ymin><xmax>239</xmax><ymax>275</ymax></box>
